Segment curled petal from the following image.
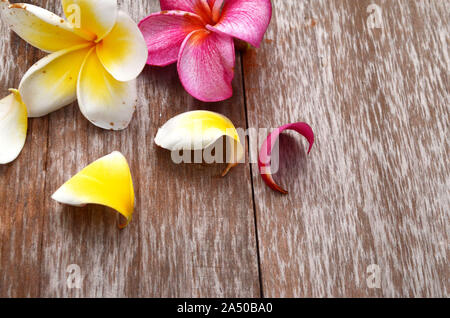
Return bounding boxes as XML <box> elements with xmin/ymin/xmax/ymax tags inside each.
<box><xmin>62</xmin><ymin>0</ymin><xmax>118</xmax><ymax>41</ymax></box>
<box><xmin>154</xmin><ymin>110</ymin><xmax>244</xmax><ymax>176</ymax></box>
<box><xmin>0</xmin><ymin>89</ymin><xmax>27</xmax><ymax>164</ymax></box>
<box><xmin>258</xmin><ymin>123</ymin><xmax>314</xmax><ymax>194</ymax></box>
<box><xmin>19</xmin><ymin>43</ymin><xmax>93</xmax><ymax>117</ymax></box>
<box><xmin>206</xmin><ymin>0</ymin><xmax>272</xmax><ymax>48</ymax></box>
<box><xmin>1</xmin><ymin>2</ymin><xmax>91</xmax><ymax>52</ymax></box>
<box><xmin>77</xmin><ymin>48</ymin><xmax>137</xmax><ymax>130</ymax></box>
<box><xmin>160</xmin><ymin>0</ymin><xmax>213</xmax><ymax>24</ymax></box>
<box><xmin>96</xmin><ymin>11</ymin><xmax>148</xmax><ymax>81</ymax></box>
<box><xmin>138</xmin><ymin>10</ymin><xmax>204</xmax><ymax>66</ymax></box>
<box><xmin>52</xmin><ymin>151</ymin><xmax>135</xmax><ymax>229</ymax></box>
<box><xmin>178</xmin><ymin>29</ymin><xmax>235</xmax><ymax>102</ymax></box>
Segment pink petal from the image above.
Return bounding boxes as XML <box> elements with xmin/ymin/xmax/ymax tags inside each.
<box><xmin>207</xmin><ymin>0</ymin><xmax>272</xmax><ymax>48</ymax></box>
<box><xmin>258</xmin><ymin>123</ymin><xmax>314</xmax><ymax>194</ymax></box>
<box><xmin>209</xmin><ymin>0</ymin><xmax>224</xmax><ymax>22</ymax></box>
<box><xmin>177</xmin><ymin>29</ymin><xmax>235</xmax><ymax>102</ymax></box>
<box><xmin>139</xmin><ymin>11</ymin><xmax>204</xmax><ymax>66</ymax></box>
<box><xmin>160</xmin><ymin>0</ymin><xmax>213</xmax><ymax>24</ymax></box>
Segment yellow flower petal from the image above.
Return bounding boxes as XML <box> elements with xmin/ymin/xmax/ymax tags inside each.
<box><xmin>1</xmin><ymin>2</ymin><xmax>92</xmax><ymax>52</ymax></box>
<box><xmin>19</xmin><ymin>43</ymin><xmax>93</xmax><ymax>117</ymax></box>
<box><xmin>0</xmin><ymin>89</ymin><xmax>27</xmax><ymax>164</ymax></box>
<box><xmin>52</xmin><ymin>151</ymin><xmax>135</xmax><ymax>229</ymax></box>
<box><xmin>96</xmin><ymin>10</ymin><xmax>148</xmax><ymax>81</ymax></box>
<box><xmin>154</xmin><ymin>111</ymin><xmax>244</xmax><ymax>176</ymax></box>
<box><xmin>62</xmin><ymin>0</ymin><xmax>118</xmax><ymax>41</ymax></box>
<box><xmin>77</xmin><ymin>47</ymin><xmax>137</xmax><ymax>130</ymax></box>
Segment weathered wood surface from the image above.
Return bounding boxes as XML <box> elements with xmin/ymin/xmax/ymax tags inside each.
<box><xmin>0</xmin><ymin>0</ymin><xmax>448</xmax><ymax>297</ymax></box>
<box><xmin>0</xmin><ymin>0</ymin><xmax>259</xmax><ymax>297</ymax></box>
<box><xmin>243</xmin><ymin>0</ymin><xmax>449</xmax><ymax>297</ymax></box>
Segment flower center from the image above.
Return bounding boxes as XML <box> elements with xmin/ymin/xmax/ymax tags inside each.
<box><xmin>210</xmin><ymin>0</ymin><xmax>225</xmax><ymax>24</ymax></box>
<box><xmin>194</xmin><ymin>2</ymin><xmax>215</xmax><ymax>25</ymax></box>
<box><xmin>195</xmin><ymin>0</ymin><xmax>225</xmax><ymax>25</ymax></box>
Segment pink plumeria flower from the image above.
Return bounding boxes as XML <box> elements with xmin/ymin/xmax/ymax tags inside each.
<box><xmin>139</xmin><ymin>0</ymin><xmax>272</xmax><ymax>102</ymax></box>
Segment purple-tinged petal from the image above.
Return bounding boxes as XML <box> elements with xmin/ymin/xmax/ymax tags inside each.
<box><xmin>177</xmin><ymin>29</ymin><xmax>235</xmax><ymax>102</ymax></box>
<box><xmin>258</xmin><ymin>123</ymin><xmax>314</xmax><ymax>194</ymax></box>
<box><xmin>139</xmin><ymin>11</ymin><xmax>204</xmax><ymax>66</ymax></box>
<box><xmin>160</xmin><ymin>0</ymin><xmax>213</xmax><ymax>24</ymax></box>
<box><xmin>207</xmin><ymin>0</ymin><xmax>272</xmax><ymax>48</ymax></box>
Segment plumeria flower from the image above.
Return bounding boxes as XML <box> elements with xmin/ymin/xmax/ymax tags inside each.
<box><xmin>1</xmin><ymin>0</ymin><xmax>147</xmax><ymax>130</ymax></box>
<box><xmin>139</xmin><ymin>0</ymin><xmax>272</xmax><ymax>102</ymax></box>
<box><xmin>155</xmin><ymin>110</ymin><xmax>244</xmax><ymax>176</ymax></box>
<box><xmin>52</xmin><ymin>151</ymin><xmax>135</xmax><ymax>229</ymax></box>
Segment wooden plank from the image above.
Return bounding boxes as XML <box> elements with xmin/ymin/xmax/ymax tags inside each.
<box><xmin>0</xmin><ymin>0</ymin><xmax>51</xmax><ymax>297</ymax></box>
<box><xmin>134</xmin><ymin>33</ymin><xmax>259</xmax><ymax>298</ymax></box>
<box><xmin>1</xmin><ymin>0</ymin><xmax>260</xmax><ymax>297</ymax></box>
<box><xmin>243</xmin><ymin>0</ymin><xmax>449</xmax><ymax>297</ymax></box>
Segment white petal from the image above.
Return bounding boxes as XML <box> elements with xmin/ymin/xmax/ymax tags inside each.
<box><xmin>77</xmin><ymin>48</ymin><xmax>137</xmax><ymax>130</ymax></box>
<box><xmin>62</xmin><ymin>0</ymin><xmax>118</xmax><ymax>41</ymax></box>
<box><xmin>0</xmin><ymin>89</ymin><xmax>27</xmax><ymax>164</ymax></box>
<box><xmin>19</xmin><ymin>43</ymin><xmax>93</xmax><ymax>117</ymax></box>
<box><xmin>155</xmin><ymin>110</ymin><xmax>244</xmax><ymax>176</ymax></box>
<box><xmin>52</xmin><ymin>151</ymin><xmax>135</xmax><ymax>228</ymax></box>
<box><xmin>1</xmin><ymin>2</ymin><xmax>92</xmax><ymax>52</ymax></box>
<box><xmin>96</xmin><ymin>11</ymin><xmax>148</xmax><ymax>81</ymax></box>
<box><xmin>1</xmin><ymin>0</ymin><xmax>9</xmax><ymax>11</ymax></box>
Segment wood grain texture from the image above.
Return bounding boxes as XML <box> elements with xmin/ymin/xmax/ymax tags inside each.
<box><xmin>0</xmin><ymin>0</ymin><xmax>448</xmax><ymax>298</ymax></box>
<box><xmin>1</xmin><ymin>0</ymin><xmax>259</xmax><ymax>297</ymax></box>
<box><xmin>243</xmin><ymin>0</ymin><xmax>449</xmax><ymax>297</ymax></box>
<box><xmin>0</xmin><ymin>0</ymin><xmax>49</xmax><ymax>297</ymax></box>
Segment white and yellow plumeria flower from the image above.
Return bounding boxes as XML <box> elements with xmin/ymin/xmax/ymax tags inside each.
<box><xmin>1</xmin><ymin>0</ymin><xmax>147</xmax><ymax>130</ymax></box>
<box><xmin>52</xmin><ymin>151</ymin><xmax>135</xmax><ymax>228</ymax></box>
<box><xmin>0</xmin><ymin>89</ymin><xmax>27</xmax><ymax>164</ymax></box>
<box><xmin>155</xmin><ymin>111</ymin><xmax>244</xmax><ymax>176</ymax></box>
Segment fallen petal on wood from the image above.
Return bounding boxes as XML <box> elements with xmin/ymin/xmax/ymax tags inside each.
<box><xmin>154</xmin><ymin>110</ymin><xmax>244</xmax><ymax>176</ymax></box>
<box><xmin>52</xmin><ymin>151</ymin><xmax>135</xmax><ymax>229</ymax></box>
<box><xmin>258</xmin><ymin>122</ymin><xmax>314</xmax><ymax>194</ymax></box>
<box><xmin>0</xmin><ymin>89</ymin><xmax>28</xmax><ymax>164</ymax></box>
